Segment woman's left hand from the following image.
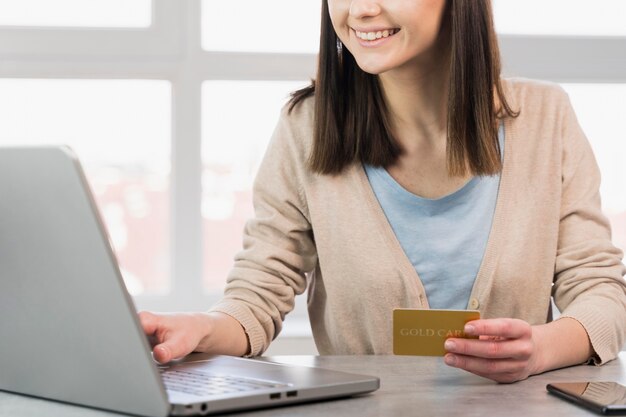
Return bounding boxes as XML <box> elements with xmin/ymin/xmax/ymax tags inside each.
<box><xmin>443</xmin><ymin>318</ymin><xmax>544</xmax><ymax>383</ymax></box>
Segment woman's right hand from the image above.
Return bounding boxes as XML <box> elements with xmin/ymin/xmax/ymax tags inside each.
<box><xmin>138</xmin><ymin>311</ymin><xmax>249</xmax><ymax>364</ymax></box>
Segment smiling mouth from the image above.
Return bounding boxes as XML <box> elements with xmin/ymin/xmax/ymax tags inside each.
<box><xmin>354</xmin><ymin>28</ymin><xmax>400</xmax><ymax>41</ymax></box>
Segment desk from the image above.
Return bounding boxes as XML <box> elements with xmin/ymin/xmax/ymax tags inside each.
<box><xmin>2</xmin><ymin>353</ymin><xmax>626</xmax><ymax>417</ymax></box>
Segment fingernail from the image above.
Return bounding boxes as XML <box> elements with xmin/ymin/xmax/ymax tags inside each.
<box><xmin>445</xmin><ymin>354</ymin><xmax>457</xmax><ymax>366</ymax></box>
<box><xmin>464</xmin><ymin>324</ymin><xmax>475</xmax><ymax>335</ymax></box>
<box><xmin>157</xmin><ymin>346</ymin><xmax>169</xmax><ymax>360</ymax></box>
<box><xmin>444</xmin><ymin>340</ymin><xmax>456</xmax><ymax>351</ymax></box>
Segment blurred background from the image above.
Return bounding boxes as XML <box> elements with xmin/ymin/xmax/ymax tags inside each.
<box><xmin>0</xmin><ymin>0</ymin><xmax>624</xmax><ymax>354</ymax></box>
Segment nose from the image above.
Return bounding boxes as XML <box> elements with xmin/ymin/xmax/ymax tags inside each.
<box><xmin>349</xmin><ymin>0</ymin><xmax>382</xmax><ymax>18</ymax></box>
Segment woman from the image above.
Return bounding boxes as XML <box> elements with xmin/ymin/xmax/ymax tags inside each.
<box><xmin>140</xmin><ymin>0</ymin><xmax>626</xmax><ymax>383</ymax></box>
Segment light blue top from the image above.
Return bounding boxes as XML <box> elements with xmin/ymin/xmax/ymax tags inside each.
<box><xmin>364</xmin><ymin>124</ymin><xmax>504</xmax><ymax>310</ymax></box>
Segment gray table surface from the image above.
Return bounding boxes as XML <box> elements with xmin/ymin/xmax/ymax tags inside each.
<box><xmin>2</xmin><ymin>352</ymin><xmax>625</xmax><ymax>417</ymax></box>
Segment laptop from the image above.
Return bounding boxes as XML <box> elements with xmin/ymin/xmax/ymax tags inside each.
<box><xmin>0</xmin><ymin>146</ymin><xmax>379</xmax><ymax>416</ymax></box>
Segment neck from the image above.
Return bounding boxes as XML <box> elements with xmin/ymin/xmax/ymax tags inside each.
<box><xmin>378</xmin><ymin>63</ymin><xmax>450</xmax><ymax>153</ymax></box>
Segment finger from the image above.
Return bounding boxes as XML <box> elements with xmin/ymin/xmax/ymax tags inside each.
<box><xmin>138</xmin><ymin>311</ymin><xmax>159</xmax><ymax>335</ymax></box>
<box><xmin>152</xmin><ymin>334</ymin><xmax>195</xmax><ymax>364</ymax></box>
<box><xmin>445</xmin><ymin>337</ymin><xmax>533</xmax><ymax>360</ymax></box>
<box><xmin>444</xmin><ymin>353</ymin><xmax>527</xmax><ymax>380</ymax></box>
<box><xmin>152</xmin><ymin>343</ymin><xmax>173</xmax><ymax>364</ymax></box>
<box><xmin>478</xmin><ymin>335</ymin><xmax>505</xmax><ymax>341</ymax></box>
<box><xmin>464</xmin><ymin>319</ymin><xmax>531</xmax><ymax>339</ymax></box>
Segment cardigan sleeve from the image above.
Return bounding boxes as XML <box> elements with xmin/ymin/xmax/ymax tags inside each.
<box><xmin>552</xmin><ymin>91</ymin><xmax>626</xmax><ymax>364</ymax></box>
<box><xmin>208</xmin><ymin>106</ymin><xmax>317</xmax><ymax>356</ymax></box>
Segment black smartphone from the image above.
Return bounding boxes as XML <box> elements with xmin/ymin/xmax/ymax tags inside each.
<box><xmin>547</xmin><ymin>382</ymin><xmax>626</xmax><ymax>415</ymax></box>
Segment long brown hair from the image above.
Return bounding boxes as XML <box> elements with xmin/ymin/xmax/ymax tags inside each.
<box><xmin>289</xmin><ymin>0</ymin><xmax>518</xmax><ymax>177</ymax></box>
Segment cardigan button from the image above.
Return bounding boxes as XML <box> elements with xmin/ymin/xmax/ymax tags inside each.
<box><xmin>469</xmin><ymin>298</ymin><xmax>480</xmax><ymax>310</ymax></box>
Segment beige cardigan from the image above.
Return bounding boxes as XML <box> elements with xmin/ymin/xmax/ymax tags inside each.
<box><xmin>210</xmin><ymin>78</ymin><xmax>626</xmax><ymax>364</ymax></box>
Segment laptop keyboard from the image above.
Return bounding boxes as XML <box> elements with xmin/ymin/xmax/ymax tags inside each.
<box><xmin>159</xmin><ymin>368</ymin><xmax>289</xmax><ymax>397</ymax></box>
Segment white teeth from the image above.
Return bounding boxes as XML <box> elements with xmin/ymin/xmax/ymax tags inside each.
<box><xmin>355</xmin><ymin>29</ymin><xmax>397</xmax><ymax>41</ymax></box>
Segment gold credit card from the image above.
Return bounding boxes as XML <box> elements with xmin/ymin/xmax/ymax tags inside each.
<box><xmin>393</xmin><ymin>309</ymin><xmax>480</xmax><ymax>356</ymax></box>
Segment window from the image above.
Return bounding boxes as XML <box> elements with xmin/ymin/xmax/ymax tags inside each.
<box><xmin>201</xmin><ymin>0</ymin><xmax>321</xmax><ymax>53</ymax></box>
<box><xmin>0</xmin><ymin>0</ymin><xmax>152</xmax><ymax>28</ymax></box>
<box><xmin>201</xmin><ymin>81</ymin><xmax>308</xmax><ymax>291</ymax></box>
<box><xmin>0</xmin><ymin>1</ymin><xmax>316</xmax><ymax>319</ymax></box>
<box><xmin>0</xmin><ymin>79</ymin><xmax>171</xmax><ymax>295</ymax></box>
<box><xmin>493</xmin><ymin>0</ymin><xmax>626</xmax><ymax>36</ymax></box>
<box><xmin>0</xmin><ymin>1</ymin><xmax>623</xmax><ymax>328</ymax></box>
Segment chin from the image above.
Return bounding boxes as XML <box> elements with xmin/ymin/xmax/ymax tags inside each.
<box><xmin>353</xmin><ymin>60</ymin><xmax>391</xmax><ymax>76</ymax></box>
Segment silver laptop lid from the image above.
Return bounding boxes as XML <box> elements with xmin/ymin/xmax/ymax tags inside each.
<box><xmin>0</xmin><ymin>146</ymin><xmax>380</xmax><ymax>417</ymax></box>
<box><xmin>0</xmin><ymin>146</ymin><xmax>170</xmax><ymax>417</ymax></box>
